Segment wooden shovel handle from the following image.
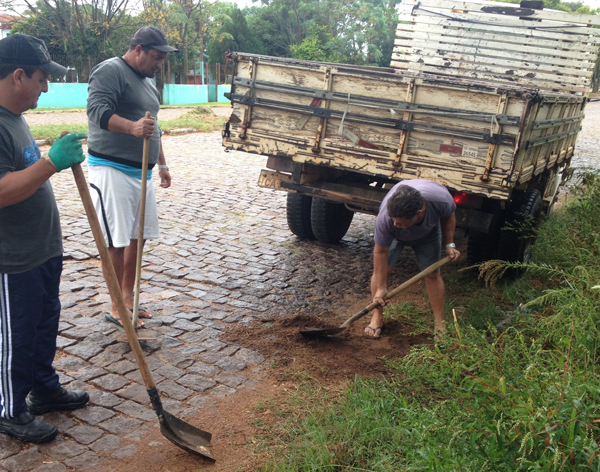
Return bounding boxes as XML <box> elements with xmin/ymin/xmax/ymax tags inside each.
<box><xmin>132</xmin><ymin>111</ymin><xmax>151</xmax><ymax>327</ymax></box>
<box><xmin>339</xmin><ymin>256</ymin><xmax>451</xmax><ymax>328</ymax></box>
<box><xmin>72</xmin><ymin>163</ymin><xmax>156</xmax><ymax>390</ymax></box>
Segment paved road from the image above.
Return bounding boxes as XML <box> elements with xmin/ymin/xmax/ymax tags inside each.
<box><xmin>0</xmin><ymin>131</ymin><xmax>377</xmax><ymax>471</ymax></box>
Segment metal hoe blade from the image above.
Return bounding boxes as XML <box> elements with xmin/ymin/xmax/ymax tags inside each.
<box><xmin>301</xmin><ymin>327</ymin><xmax>345</xmax><ymax>338</ymax></box>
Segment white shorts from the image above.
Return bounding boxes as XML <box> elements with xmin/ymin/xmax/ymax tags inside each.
<box><xmin>88</xmin><ymin>166</ymin><xmax>160</xmax><ymax>248</ymax></box>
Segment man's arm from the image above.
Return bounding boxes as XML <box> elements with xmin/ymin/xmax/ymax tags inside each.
<box><xmin>440</xmin><ymin>212</ymin><xmax>460</xmax><ymax>261</ymax></box>
<box><xmin>0</xmin><ymin>159</ymin><xmax>56</xmax><ymax>209</ymax></box>
<box><xmin>157</xmin><ymin>139</ymin><xmax>171</xmax><ymax>188</ymax></box>
<box><xmin>372</xmin><ymin>243</ymin><xmax>390</xmax><ymax>306</ymax></box>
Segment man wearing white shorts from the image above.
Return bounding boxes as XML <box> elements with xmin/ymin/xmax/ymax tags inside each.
<box><xmin>86</xmin><ymin>27</ymin><xmax>176</xmax><ymax>327</ymax></box>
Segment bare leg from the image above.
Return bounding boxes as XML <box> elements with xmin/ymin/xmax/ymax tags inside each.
<box><xmin>107</xmin><ymin>245</ymin><xmax>144</xmax><ymax>328</ymax></box>
<box><xmin>425</xmin><ymin>271</ymin><xmax>445</xmax><ymax>338</ymax></box>
<box><xmin>365</xmin><ymin>265</ymin><xmax>394</xmax><ymax>338</ymax></box>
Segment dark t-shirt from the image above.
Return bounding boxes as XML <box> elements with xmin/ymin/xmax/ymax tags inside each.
<box><xmin>0</xmin><ymin>106</ymin><xmax>62</xmax><ymax>274</ymax></box>
<box><xmin>374</xmin><ymin>180</ymin><xmax>456</xmax><ymax>246</ymax></box>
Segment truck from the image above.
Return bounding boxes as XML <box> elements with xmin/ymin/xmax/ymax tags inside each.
<box><xmin>222</xmin><ymin>0</ymin><xmax>600</xmax><ymax>264</ymax></box>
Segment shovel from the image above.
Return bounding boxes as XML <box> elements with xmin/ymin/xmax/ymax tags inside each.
<box><xmin>301</xmin><ymin>256</ymin><xmax>451</xmax><ymax>337</ymax></box>
<box><xmin>71</xmin><ymin>163</ymin><xmax>215</xmax><ymax>461</ymax></box>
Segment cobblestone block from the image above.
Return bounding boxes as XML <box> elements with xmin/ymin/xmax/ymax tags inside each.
<box><xmin>161</xmin><ymin>336</ymin><xmax>184</xmax><ymax>348</ymax></box>
<box><xmin>0</xmin><ymin>436</ymin><xmax>21</xmax><ymax>460</ymax></box>
<box><xmin>157</xmin><ymin>315</ymin><xmax>177</xmax><ymax>325</ymax></box>
<box><xmin>114</xmin><ymin>400</ymin><xmax>156</xmax><ymax>421</ymax></box>
<box><xmin>216</xmin><ymin>356</ymin><xmax>247</xmax><ymax>372</ymax></box>
<box><xmin>236</xmin><ymin>348</ymin><xmax>266</xmax><ymax>365</ymax></box>
<box><xmin>89</xmin><ymin>434</ymin><xmax>121</xmax><ymax>452</ymax></box>
<box><xmin>91</xmin><ymin>374</ymin><xmax>130</xmax><ymax>391</ymax></box>
<box><xmin>110</xmin><ymin>360</ymin><xmax>137</xmax><ymax>375</ymax></box>
<box><xmin>1</xmin><ymin>448</ymin><xmax>43</xmax><ymax>472</ymax></box>
<box><xmin>125</xmin><ymin>370</ymin><xmax>164</xmax><ymax>385</ymax></box>
<box><xmin>56</xmin><ymin>336</ymin><xmax>76</xmax><ymax>349</ymax></box>
<box><xmin>198</xmin><ymin>351</ymin><xmax>226</xmax><ymax>365</ymax></box>
<box><xmin>64</xmin><ymin>342</ymin><xmax>103</xmax><ymax>361</ymax></box>
<box><xmin>111</xmin><ymin>444</ymin><xmax>137</xmax><ymax>459</ymax></box>
<box><xmin>156</xmin><ymin>326</ymin><xmax>183</xmax><ymax>337</ymax></box>
<box><xmin>57</xmin><ymin>372</ymin><xmax>74</xmax><ymax>385</ymax></box>
<box><xmin>53</xmin><ymin>356</ymin><xmax>88</xmax><ymax>372</ymax></box>
<box><xmin>32</xmin><ymin>463</ymin><xmax>68</xmax><ymax>472</ymax></box>
<box><xmin>65</xmin><ymin>425</ymin><xmax>104</xmax><ymax>444</ymax></box>
<box><xmin>200</xmin><ymin>339</ymin><xmax>227</xmax><ymax>351</ymax></box>
<box><xmin>176</xmin><ymin>345</ymin><xmax>206</xmax><ymax>357</ymax></box>
<box><xmin>220</xmin><ymin>345</ymin><xmax>240</xmax><ymax>356</ymax></box>
<box><xmin>176</xmin><ymin>374</ymin><xmax>216</xmax><ymax>392</ymax></box>
<box><xmin>99</xmin><ymin>416</ymin><xmax>143</xmax><ymax>434</ymax></box>
<box><xmin>187</xmin><ymin>395</ymin><xmax>215</xmax><ymax>409</ymax></box>
<box><xmin>157</xmin><ymin>380</ymin><xmax>193</xmax><ymax>401</ymax></box>
<box><xmin>46</xmin><ymin>440</ymin><xmax>88</xmax><ymax>460</ymax></box>
<box><xmin>171</xmin><ymin>319</ymin><xmax>203</xmax><ymax>332</ymax></box>
<box><xmin>161</xmin><ymin>399</ymin><xmax>186</xmax><ymax>415</ymax></box>
<box><xmin>104</xmin><ymin>342</ymin><xmax>131</xmax><ymax>356</ymax></box>
<box><xmin>116</xmin><ymin>384</ymin><xmax>150</xmax><ymax>405</ymax></box>
<box><xmin>88</xmin><ymin>390</ymin><xmax>124</xmax><ymax>408</ymax></box>
<box><xmin>85</xmin><ymin>332</ymin><xmax>117</xmax><ymax>348</ymax></box>
<box><xmin>64</xmin><ymin>451</ymin><xmax>104</xmax><ymax>470</ymax></box>
<box><xmin>72</xmin><ymin>406</ymin><xmax>115</xmax><ymax>425</ymax></box>
<box><xmin>186</xmin><ymin>361</ymin><xmax>221</xmax><ymax>378</ymax></box>
<box><xmin>71</xmin><ymin>365</ymin><xmax>107</xmax><ymax>382</ymax></box>
<box><xmin>154</xmin><ymin>364</ymin><xmax>185</xmax><ymax>380</ymax></box>
<box><xmin>40</xmin><ymin>413</ymin><xmax>76</xmax><ymax>433</ymax></box>
<box><xmin>209</xmin><ymin>385</ymin><xmax>237</xmax><ymax>398</ymax></box>
<box><xmin>216</xmin><ymin>372</ymin><xmax>247</xmax><ymax>388</ymax></box>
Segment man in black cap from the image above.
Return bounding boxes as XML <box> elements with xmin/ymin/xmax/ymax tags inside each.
<box><xmin>87</xmin><ymin>27</ymin><xmax>176</xmax><ymax>329</ymax></box>
<box><xmin>0</xmin><ymin>34</ymin><xmax>89</xmax><ymax>443</ymax></box>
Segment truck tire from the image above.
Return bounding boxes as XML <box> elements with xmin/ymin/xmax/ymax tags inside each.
<box><xmin>467</xmin><ymin>230</ymin><xmax>495</xmax><ymax>264</ymax></box>
<box><xmin>310</xmin><ymin>198</ymin><xmax>354</xmax><ymax>244</ymax></box>
<box><xmin>497</xmin><ymin>189</ymin><xmax>542</xmax><ymax>267</ymax></box>
<box><xmin>286</xmin><ymin>193</ymin><xmax>315</xmax><ymax>240</ymax></box>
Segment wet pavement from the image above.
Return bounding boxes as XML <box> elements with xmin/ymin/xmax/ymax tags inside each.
<box><xmin>2</xmin><ymin>101</ymin><xmax>599</xmax><ymax>471</ymax></box>
<box><xmin>0</xmin><ymin>129</ymin><xmax>377</xmax><ymax>471</ymax></box>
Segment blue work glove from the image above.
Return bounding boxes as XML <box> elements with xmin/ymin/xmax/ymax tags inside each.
<box><xmin>45</xmin><ymin>133</ymin><xmax>87</xmax><ymax>172</ymax></box>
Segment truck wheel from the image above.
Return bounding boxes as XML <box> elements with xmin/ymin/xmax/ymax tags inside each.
<box><xmin>310</xmin><ymin>198</ymin><xmax>354</xmax><ymax>244</ymax></box>
<box><xmin>497</xmin><ymin>189</ymin><xmax>543</xmax><ymax>268</ymax></box>
<box><xmin>286</xmin><ymin>193</ymin><xmax>315</xmax><ymax>240</ymax></box>
<box><xmin>467</xmin><ymin>230</ymin><xmax>494</xmax><ymax>264</ymax></box>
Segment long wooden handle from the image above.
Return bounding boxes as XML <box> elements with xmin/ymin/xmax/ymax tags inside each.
<box><xmin>132</xmin><ymin>111</ymin><xmax>152</xmax><ymax>327</ymax></box>
<box><xmin>72</xmin><ymin>163</ymin><xmax>156</xmax><ymax>390</ymax></box>
<box><xmin>339</xmin><ymin>256</ymin><xmax>451</xmax><ymax>328</ymax></box>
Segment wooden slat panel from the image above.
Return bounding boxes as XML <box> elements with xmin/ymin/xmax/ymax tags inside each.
<box><xmin>394</xmin><ymin>50</ymin><xmax>593</xmax><ymax>78</ymax></box>
<box><xmin>402</xmin><ymin>0</ymin><xmax>600</xmax><ymax>27</ymax></box>
<box><xmin>395</xmin><ymin>22</ymin><xmax>600</xmax><ymax>51</ymax></box>
<box><xmin>390</xmin><ymin>61</ymin><xmax>589</xmax><ymax>92</ymax></box>
<box><xmin>392</xmin><ymin>53</ymin><xmax>591</xmax><ymax>86</ymax></box>
<box><xmin>397</xmin><ymin>7</ymin><xmax>600</xmax><ymax>35</ymax></box>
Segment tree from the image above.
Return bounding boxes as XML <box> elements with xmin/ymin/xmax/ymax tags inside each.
<box><xmin>10</xmin><ymin>0</ymin><xmax>138</xmax><ymax>81</ymax></box>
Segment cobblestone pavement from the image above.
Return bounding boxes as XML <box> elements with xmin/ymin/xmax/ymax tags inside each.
<box><xmin>0</xmin><ymin>131</ymin><xmax>377</xmax><ymax>471</ymax></box>
<box><xmin>3</xmin><ymin>102</ymin><xmax>599</xmax><ymax>471</ymax></box>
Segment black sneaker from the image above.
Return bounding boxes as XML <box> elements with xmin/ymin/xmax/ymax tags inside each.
<box><xmin>0</xmin><ymin>411</ymin><xmax>57</xmax><ymax>443</ymax></box>
<box><xmin>26</xmin><ymin>387</ymin><xmax>89</xmax><ymax>415</ymax></box>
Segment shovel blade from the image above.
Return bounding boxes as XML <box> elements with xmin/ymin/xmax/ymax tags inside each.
<box><xmin>300</xmin><ymin>327</ymin><xmax>345</xmax><ymax>338</ymax></box>
<box><xmin>159</xmin><ymin>410</ymin><xmax>215</xmax><ymax>462</ymax></box>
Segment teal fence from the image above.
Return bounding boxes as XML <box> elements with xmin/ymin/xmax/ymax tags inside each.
<box><xmin>36</xmin><ymin>83</ymin><xmax>231</xmax><ymax>108</ymax></box>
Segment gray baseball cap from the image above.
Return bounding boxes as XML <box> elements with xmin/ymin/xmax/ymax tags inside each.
<box><xmin>0</xmin><ymin>34</ymin><xmax>67</xmax><ymax>76</ymax></box>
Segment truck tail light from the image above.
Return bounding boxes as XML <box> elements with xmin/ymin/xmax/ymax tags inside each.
<box><xmin>453</xmin><ymin>191</ymin><xmax>483</xmax><ymax>209</ymax></box>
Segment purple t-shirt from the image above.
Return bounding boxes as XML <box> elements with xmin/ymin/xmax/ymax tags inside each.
<box><xmin>374</xmin><ymin>180</ymin><xmax>456</xmax><ymax>247</ymax></box>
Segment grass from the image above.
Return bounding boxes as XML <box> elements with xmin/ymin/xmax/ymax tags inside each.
<box><xmin>28</xmin><ymin>105</ymin><xmax>225</xmax><ymax>142</ymax></box>
<box><xmin>257</xmin><ymin>171</ymin><xmax>600</xmax><ymax>471</ymax></box>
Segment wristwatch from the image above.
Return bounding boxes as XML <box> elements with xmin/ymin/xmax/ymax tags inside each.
<box><xmin>445</xmin><ymin>243</ymin><xmax>456</xmax><ymax>248</ymax></box>
<box><xmin>158</xmin><ymin>165</ymin><xmax>169</xmax><ymax>170</ymax></box>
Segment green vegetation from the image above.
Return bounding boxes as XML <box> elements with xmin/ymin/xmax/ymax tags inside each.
<box><xmin>158</xmin><ymin>106</ymin><xmax>225</xmax><ymax>133</ymax></box>
<box><xmin>258</xmin><ymin>173</ymin><xmax>600</xmax><ymax>471</ymax></box>
<box><xmin>28</xmin><ymin>106</ymin><xmax>224</xmax><ymax>142</ymax></box>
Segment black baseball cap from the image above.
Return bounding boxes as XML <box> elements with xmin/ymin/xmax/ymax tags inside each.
<box><xmin>0</xmin><ymin>34</ymin><xmax>67</xmax><ymax>76</ymax></box>
<box><xmin>131</xmin><ymin>27</ymin><xmax>178</xmax><ymax>53</ymax></box>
